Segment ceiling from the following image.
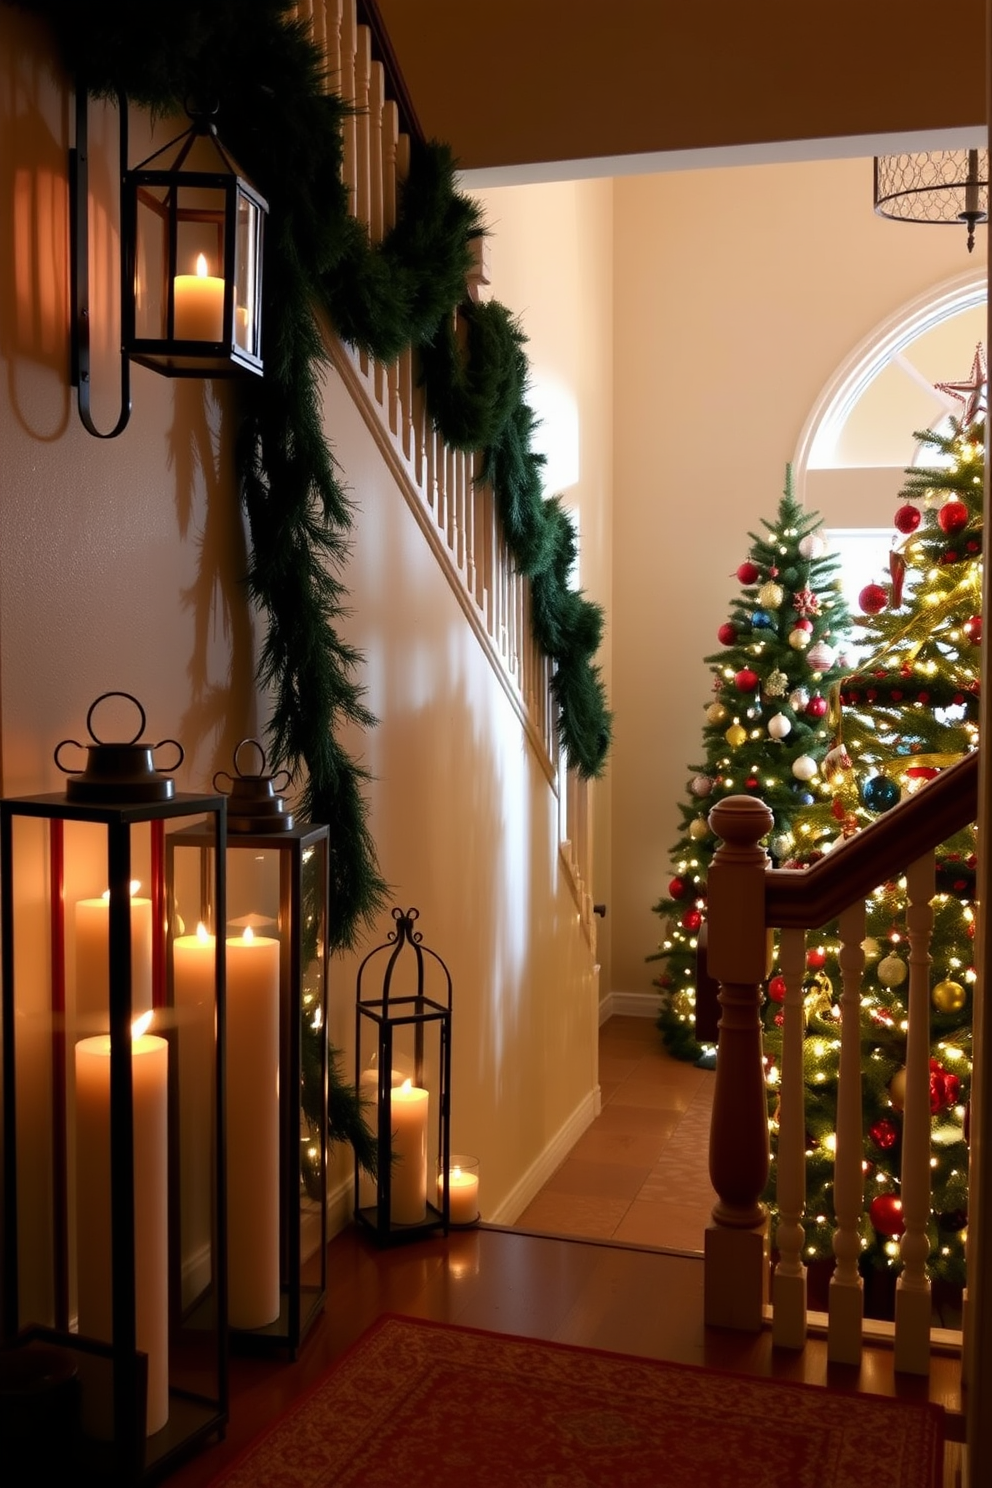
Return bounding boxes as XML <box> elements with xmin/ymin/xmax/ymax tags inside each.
<box><xmin>373</xmin><ymin>0</ymin><xmax>986</xmax><ymax>186</ymax></box>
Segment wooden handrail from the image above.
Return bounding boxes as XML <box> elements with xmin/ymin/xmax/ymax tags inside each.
<box><xmin>356</xmin><ymin>0</ymin><xmax>425</xmax><ymax>144</ymax></box>
<box><xmin>766</xmin><ymin>750</ymin><xmax>978</xmax><ymax>928</ymax></box>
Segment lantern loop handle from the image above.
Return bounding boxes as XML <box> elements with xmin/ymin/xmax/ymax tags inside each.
<box><xmin>152</xmin><ymin>739</ymin><xmax>185</xmax><ymax>772</ymax></box>
<box><xmin>54</xmin><ymin>739</ymin><xmax>87</xmax><ymax>774</ymax></box>
<box><xmin>86</xmin><ymin>691</ymin><xmax>146</xmax><ymax>744</ymax></box>
<box><xmin>70</xmin><ymin>81</ymin><xmax>132</xmax><ymax>439</ymax></box>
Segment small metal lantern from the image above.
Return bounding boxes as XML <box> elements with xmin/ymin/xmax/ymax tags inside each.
<box><xmin>123</xmin><ymin>105</ymin><xmax>267</xmax><ymax>378</ymax></box>
<box><xmin>0</xmin><ymin>693</ymin><xmax>227</xmax><ymax>1484</ymax></box>
<box><xmin>355</xmin><ymin>908</ymin><xmax>452</xmax><ymax>1245</ymax></box>
<box><xmin>167</xmin><ymin>741</ymin><xmax>329</xmax><ymax>1355</ymax></box>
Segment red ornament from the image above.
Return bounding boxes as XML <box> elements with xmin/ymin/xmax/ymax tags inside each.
<box><xmin>869</xmin><ymin>1118</ymin><xmax>899</xmax><ymax>1151</ymax></box>
<box><xmin>894</xmin><ymin>504</ymin><xmax>921</xmax><ymax>534</ymax></box>
<box><xmin>734</xmin><ymin>669</ymin><xmax>760</xmax><ymax>693</ymax></box>
<box><xmin>859</xmin><ymin>583</ymin><xmax>888</xmax><ymax>615</ymax></box>
<box><xmin>805</xmin><ymin>947</ymin><xmax>826</xmax><ymax>971</ymax></box>
<box><xmin>736</xmin><ymin>561</ymin><xmax>760</xmax><ymax>585</ymax></box>
<box><xmin>767</xmin><ymin>975</ymin><xmax>787</xmax><ymax>1004</ymax></box>
<box><xmin>668</xmin><ymin>876</ymin><xmax>688</xmax><ymax>900</ymax></box>
<box><xmin>929</xmin><ymin>1058</ymin><xmax>961</xmax><ymax>1114</ymax></box>
<box><xmin>681</xmin><ymin>908</ymin><xmax>703</xmax><ymax>932</ymax></box>
<box><xmin>938</xmin><ymin>500</ymin><xmax>969</xmax><ymax>535</ymax></box>
<box><xmin>793</xmin><ymin>617</ymin><xmax>813</xmax><ymax>633</ymax></box>
<box><xmin>964</xmin><ymin>616</ymin><xmax>982</xmax><ymax>644</ymax></box>
<box><xmin>869</xmin><ymin>1194</ymin><xmax>905</xmax><ymax>1237</ymax></box>
<box><xmin>717</xmin><ymin>622</ymin><xmax>737</xmax><ymax>646</ymax></box>
<box><xmin>804</xmin><ymin>694</ymin><xmax>828</xmax><ymax>719</ymax></box>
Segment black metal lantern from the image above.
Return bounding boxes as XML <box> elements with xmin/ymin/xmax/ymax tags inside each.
<box><xmin>123</xmin><ymin>106</ymin><xmax>267</xmax><ymax>379</ymax></box>
<box><xmin>0</xmin><ymin>693</ymin><xmax>227</xmax><ymax>1485</ymax></box>
<box><xmin>167</xmin><ymin>741</ymin><xmax>329</xmax><ymax>1355</ymax></box>
<box><xmin>355</xmin><ymin>908</ymin><xmax>452</xmax><ymax>1246</ymax></box>
<box><xmin>70</xmin><ymin>88</ymin><xmax>267</xmax><ymax>438</ymax></box>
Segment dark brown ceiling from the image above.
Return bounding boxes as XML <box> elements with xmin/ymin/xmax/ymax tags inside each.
<box><xmin>374</xmin><ymin>0</ymin><xmax>986</xmax><ymax>180</ymax></box>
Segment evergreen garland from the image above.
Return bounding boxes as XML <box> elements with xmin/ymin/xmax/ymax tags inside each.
<box><xmin>13</xmin><ymin>0</ymin><xmax>613</xmax><ymax>953</ymax></box>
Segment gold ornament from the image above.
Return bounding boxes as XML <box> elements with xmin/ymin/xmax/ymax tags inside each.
<box><xmin>803</xmin><ymin>972</ymin><xmax>834</xmax><ymax>1021</ymax></box>
<box><xmin>758</xmin><ymin>581</ymin><xmax>784</xmax><ymax>609</ymax></box>
<box><xmin>688</xmin><ymin>817</ymin><xmax>709</xmax><ymax>841</ymax></box>
<box><xmin>877</xmin><ymin>953</ymin><xmax>908</xmax><ymax>987</ymax></box>
<box><xmin>725</xmin><ymin>723</ymin><xmax>747</xmax><ymax>747</ymax></box>
<box><xmin>932</xmin><ymin>979</ymin><xmax>967</xmax><ymax>1014</ymax></box>
<box><xmin>706</xmin><ymin>702</ymin><xmax>728</xmax><ymax>725</ymax></box>
<box><xmin>889</xmin><ymin>1067</ymin><xmax>907</xmax><ymax>1112</ymax></box>
<box><xmin>673</xmin><ymin>989</ymin><xmax>696</xmax><ymax>1019</ymax></box>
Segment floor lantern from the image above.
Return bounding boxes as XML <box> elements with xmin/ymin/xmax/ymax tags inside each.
<box><xmin>355</xmin><ymin>907</ymin><xmax>452</xmax><ymax>1245</ymax></box>
<box><xmin>167</xmin><ymin>741</ymin><xmax>329</xmax><ymax>1354</ymax></box>
<box><xmin>0</xmin><ymin>693</ymin><xmax>227</xmax><ymax>1484</ymax></box>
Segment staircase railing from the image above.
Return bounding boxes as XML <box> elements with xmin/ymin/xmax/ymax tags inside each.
<box><xmin>704</xmin><ymin>750</ymin><xmax>978</xmax><ymax>1374</ymax></box>
<box><xmin>289</xmin><ymin>1</ymin><xmax>597</xmax><ymax>943</ymax></box>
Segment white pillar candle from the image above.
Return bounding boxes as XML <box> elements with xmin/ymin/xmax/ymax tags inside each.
<box><xmin>75</xmin><ymin>1022</ymin><xmax>169</xmax><ymax>1437</ymax></box>
<box><xmin>440</xmin><ymin>1162</ymin><xmax>480</xmax><ymax>1226</ymax></box>
<box><xmin>226</xmin><ymin>927</ymin><xmax>281</xmax><ymax>1329</ymax></box>
<box><xmin>75</xmin><ymin>888</ymin><xmax>153</xmax><ymax>1033</ymax></box>
<box><xmin>174</xmin><ymin>253</ymin><xmax>224</xmax><ymax>341</ymax></box>
<box><xmin>172</xmin><ymin>924</ymin><xmax>217</xmax><ymax>1308</ymax></box>
<box><xmin>390</xmin><ymin>1080</ymin><xmax>429</xmax><ymax>1224</ymax></box>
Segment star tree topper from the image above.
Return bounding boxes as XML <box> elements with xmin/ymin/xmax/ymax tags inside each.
<box><xmin>935</xmin><ymin>343</ymin><xmax>987</xmax><ymax>429</ymax></box>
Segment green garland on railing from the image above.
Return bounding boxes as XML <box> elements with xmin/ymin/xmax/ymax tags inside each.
<box><xmin>14</xmin><ymin>0</ymin><xmax>613</xmax><ymax>947</ymax></box>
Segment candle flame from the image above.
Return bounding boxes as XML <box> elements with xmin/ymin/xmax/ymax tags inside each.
<box><xmin>196</xmin><ymin>921</ymin><xmax>211</xmax><ymax>944</ymax></box>
<box><xmin>101</xmin><ymin>880</ymin><xmax>142</xmax><ymax>902</ymax></box>
<box><xmin>196</xmin><ymin>252</ymin><xmax>209</xmax><ymax>278</ymax></box>
<box><xmin>452</xmin><ymin>1165</ymin><xmax>462</xmax><ymax>1179</ymax></box>
<box><xmin>132</xmin><ymin>1011</ymin><xmax>153</xmax><ymax>1039</ymax></box>
<box><xmin>399</xmin><ymin>1078</ymin><xmax>412</xmax><ymax>1094</ymax></box>
<box><xmin>243</xmin><ymin>925</ymin><xmax>255</xmax><ymax>945</ymax></box>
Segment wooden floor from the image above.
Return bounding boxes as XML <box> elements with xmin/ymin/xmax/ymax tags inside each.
<box><xmin>163</xmin><ymin>1017</ymin><xmax>965</xmax><ymax>1487</ymax></box>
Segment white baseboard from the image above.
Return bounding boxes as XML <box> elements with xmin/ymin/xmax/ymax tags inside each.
<box><xmin>598</xmin><ymin>990</ymin><xmax>661</xmax><ymax>1024</ymax></box>
<box><xmin>486</xmin><ymin>1087</ymin><xmax>600</xmax><ymax>1227</ymax></box>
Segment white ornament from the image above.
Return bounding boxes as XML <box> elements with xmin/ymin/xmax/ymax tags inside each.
<box><xmin>770</xmin><ymin>833</ymin><xmax>794</xmax><ymax>859</ymax></box>
<box><xmin>763</xmin><ymin>670</ymin><xmax>788</xmax><ymax>698</ymax></box>
<box><xmin>788</xmin><ymin>688</ymin><xmax>809</xmax><ymax>711</ymax></box>
<box><xmin>799</xmin><ymin>533</ymin><xmax>827</xmax><ymax>559</ymax></box>
<box><xmin>877</xmin><ymin>953</ymin><xmax>908</xmax><ymax>988</ymax></box>
<box><xmin>791</xmin><ymin>754</ymin><xmax>818</xmax><ymax>781</ymax></box>
<box><xmin>807</xmin><ymin>639</ymin><xmax>836</xmax><ymax>672</ymax></box>
<box><xmin>706</xmin><ymin>702</ymin><xmax>728</xmax><ymax>725</ymax></box>
<box><xmin>691</xmin><ymin>774</ymin><xmax>714</xmax><ymax>798</ymax></box>
<box><xmin>758</xmin><ymin>581</ymin><xmax>784</xmax><ymax>610</ymax></box>
<box><xmin>789</xmin><ymin>627</ymin><xmax>811</xmax><ymax>650</ymax></box>
<box><xmin>767</xmin><ymin>712</ymin><xmax>792</xmax><ymax>740</ymax></box>
<box><xmin>688</xmin><ymin>817</ymin><xmax>709</xmax><ymax>841</ymax></box>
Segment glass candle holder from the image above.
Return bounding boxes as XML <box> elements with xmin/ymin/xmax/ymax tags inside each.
<box><xmin>440</xmin><ymin>1155</ymin><xmax>480</xmax><ymax>1226</ymax></box>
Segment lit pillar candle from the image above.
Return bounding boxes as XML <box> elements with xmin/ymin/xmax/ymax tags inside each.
<box><xmin>172</xmin><ymin>924</ymin><xmax>217</xmax><ymax>1308</ymax></box>
<box><xmin>174</xmin><ymin>253</ymin><xmax>224</xmax><ymax>341</ymax></box>
<box><xmin>390</xmin><ymin>1079</ymin><xmax>429</xmax><ymax>1224</ymax></box>
<box><xmin>440</xmin><ymin>1161</ymin><xmax>480</xmax><ymax>1226</ymax></box>
<box><xmin>75</xmin><ymin>1017</ymin><xmax>169</xmax><ymax>1437</ymax></box>
<box><xmin>75</xmin><ymin>886</ymin><xmax>153</xmax><ymax>1033</ymax></box>
<box><xmin>226</xmin><ymin>926</ymin><xmax>281</xmax><ymax>1328</ymax></box>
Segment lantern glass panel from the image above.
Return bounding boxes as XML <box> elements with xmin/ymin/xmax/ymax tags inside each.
<box><xmin>234</xmin><ymin>192</ymin><xmax>262</xmax><ymax>359</ymax></box>
<box><xmin>166</xmin><ymin>821</ymin><xmax>328</xmax><ymax>1352</ymax></box>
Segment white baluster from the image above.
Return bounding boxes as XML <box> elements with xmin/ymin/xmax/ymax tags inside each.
<box><xmin>895</xmin><ymin>850</ymin><xmax>935</xmax><ymax>1375</ymax></box>
<box><xmin>828</xmin><ymin>899</ymin><xmax>866</xmax><ymax>1364</ymax></box>
<box><xmin>339</xmin><ymin>1</ymin><xmax>357</xmax><ymax>216</ymax></box>
<box><xmin>773</xmin><ymin>926</ymin><xmax>808</xmax><ymax>1349</ymax></box>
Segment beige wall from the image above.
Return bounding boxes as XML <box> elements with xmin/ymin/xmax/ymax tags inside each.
<box><xmin>610</xmin><ymin>157</ymin><xmax>979</xmax><ymax>998</ymax></box>
<box><xmin>0</xmin><ymin>11</ymin><xmax>603</xmax><ymax>1241</ymax></box>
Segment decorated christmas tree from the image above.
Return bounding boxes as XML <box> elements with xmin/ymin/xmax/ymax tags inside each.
<box><xmin>649</xmin><ymin>473</ymin><xmax>852</xmax><ymax>1061</ymax></box>
<box><xmin>763</xmin><ymin>352</ymin><xmax>985</xmax><ymax>1298</ymax></box>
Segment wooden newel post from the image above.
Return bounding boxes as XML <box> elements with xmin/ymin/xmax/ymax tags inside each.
<box><xmin>704</xmin><ymin>794</ymin><xmax>773</xmax><ymax>1331</ymax></box>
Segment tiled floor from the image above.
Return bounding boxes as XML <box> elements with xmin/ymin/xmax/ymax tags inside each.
<box><xmin>514</xmin><ymin>1014</ymin><xmax>716</xmax><ymax>1251</ymax></box>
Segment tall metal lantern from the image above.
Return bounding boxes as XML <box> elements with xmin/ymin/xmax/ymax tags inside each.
<box><xmin>355</xmin><ymin>908</ymin><xmax>452</xmax><ymax>1245</ymax></box>
<box><xmin>0</xmin><ymin>693</ymin><xmax>227</xmax><ymax>1485</ymax></box>
<box><xmin>167</xmin><ymin>741</ymin><xmax>329</xmax><ymax>1355</ymax></box>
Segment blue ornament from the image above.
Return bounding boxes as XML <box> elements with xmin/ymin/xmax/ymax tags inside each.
<box><xmin>751</xmin><ymin>610</ymin><xmax>774</xmax><ymax>630</ymax></box>
<box><xmin>791</xmin><ymin>786</ymin><xmax>815</xmax><ymax>804</ymax></box>
<box><xmin>862</xmin><ymin>774</ymin><xmax>900</xmax><ymax>813</ymax></box>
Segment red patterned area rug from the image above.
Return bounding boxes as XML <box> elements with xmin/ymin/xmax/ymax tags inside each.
<box><xmin>210</xmin><ymin>1315</ymin><xmax>943</xmax><ymax>1488</ymax></box>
